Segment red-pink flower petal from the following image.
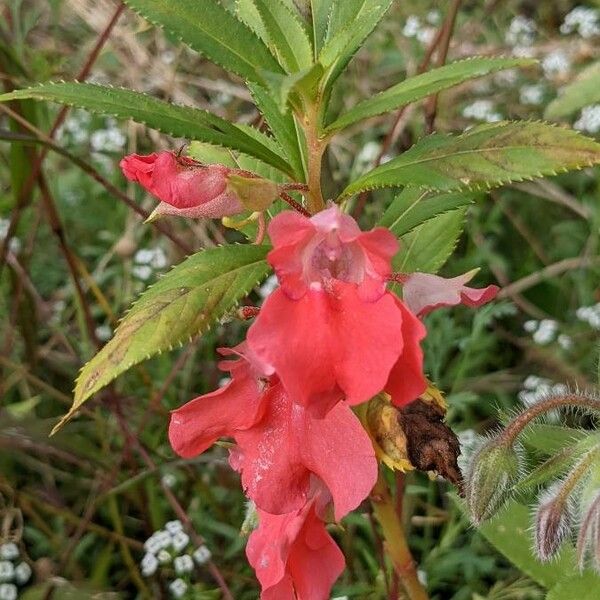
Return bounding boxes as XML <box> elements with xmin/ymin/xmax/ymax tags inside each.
<box><xmin>120</xmin><ymin>151</ymin><xmax>244</xmax><ymax>218</ymax></box>
<box><xmin>385</xmin><ymin>298</ymin><xmax>428</xmax><ymax>408</ymax></box>
<box><xmin>247</xmin><ymin>501</ymin><xmax>345</xmax><ymax>600</ymax></box>
<box><xmin>266</xmin><ymin>206</ymin><xmax>398</xmax><ymax>301</ymax></box>
<box><xmin>168</xmin><ymin>352</ymin><xmax>265</xmax><ymax>458</ymax></box>
<box><xmin>234</xmin><ymin>382</ymin><xmax>377</xmax><ymax>519</ymax></box>
<box><xmin>402</xmin><ymin>270</ymin><xmax>500</xmax><ymax>317</ymax></box>
<box><xmin>247</xmin><ymin>285</ymin><xmax>404</xmax><ymax>412</ymax></box>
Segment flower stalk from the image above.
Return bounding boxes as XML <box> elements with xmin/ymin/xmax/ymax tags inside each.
<box><xmin>370</xmin><ymin>471</ymin><xmax>429</xmax><ymax>600</ymax></box>
<box><xmin>303</xmin><ymin>102</ymin><xmax>327</xmax><ymax>214</ymax></box>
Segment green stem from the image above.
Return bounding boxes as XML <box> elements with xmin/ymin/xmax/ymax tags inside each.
<box><xmin>370</xmin><ymin>471</ymin><xmax>430</xmax><ymax>600</ymax></box>
<box><xmin>303</xmin><ymin>102</ymin><xmax>326</xmax><ymax>213</ymax></box>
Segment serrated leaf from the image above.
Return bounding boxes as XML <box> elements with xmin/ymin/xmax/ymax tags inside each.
<box><xmin>251</xmin><ymin>0</ymin><xmax>313</xmax><ymax>72</ymax></box>
<box><xmin>326</xmin><ymin>57</ymin><xmax>536</xmax><ymax>132</ymax></box>
<box><xmin>378</xmin><ymin>187</ymin><xmax>475</xmax><ymax>238</ymax></box>
<box><xmin>263</xmin><ymin>64</ymin><xmax>324</xmax><ymax>109</ymax></box>
<box><xmin>309</xmin><ymin>0</ymin><xmax>335</xmax><ymax>53</ymax></box>
<box><xmin>545</xmin><ymin>61</ymin><xmax>600</xmax><ymax>119</ymax></box>
<box><xmin>394</xmin><ymin>207</ymin><xmax>467</xmax><ymax>273</ymax></box>
<box><xmin>0</xmin><ymin>83</ymin><xmax>294</xmax><ymax>176</ymax></box>
<box><xmin>123</xmin><ymin>0</ymin><xmax>282</xmax><ymax>83</ymax></box>
<box><xmin>340</xmin><ymin>122</ymin><xmax>600</xmax><ymax>198</ymax></box>
<box><xmin>54</xmin><ymin>245</ymin><xmax>271</xmax><ymax>434</ymax></box>
<box><xmin>318</xmin><ymin>0</ymin><xmax>392</xmax><ymax>100</ymax></box>
<box><xmin>247</xmin><ymin>82</ymin><xmax>306</xmax><ymax>179</ymax></box>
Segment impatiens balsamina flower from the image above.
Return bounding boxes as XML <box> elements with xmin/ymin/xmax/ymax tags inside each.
<box><xmin>169</xmin><ymin>344</ymin><xmax>377</xmax><ymax>520</ymax></box>
<box><xmin>246</xmin><ymin>491</ymin><xmax>345</xmax><ymax>600</ymax></box>
<box><xmin>120</xmin><ymin>151</ymin><xmax>255</xmax><ymax>219</ymax></box>
<box><xmin>246</xmin><ymin>204</ymin><xmax>428</xmax><ymax>415</ymax></box>
<box><xmin>401</xmin><ymin>269</ymin><xmax>499</xmax><ymax>317</ymax></box>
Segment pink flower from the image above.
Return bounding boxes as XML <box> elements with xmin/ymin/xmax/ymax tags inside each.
<box><xmin>120</xmin><ymin>151</ymin><xmax>244</xmax><ymax>219</ymax></box>
<box><xmin>402</xmin><ymin>270</ymin><xmax>499</xmax><ymax>317</ymax></box>
<box><xmin>247</xmin><ymin>205</ymin><xmax>427</xmax><ymax>413</ymax></box>
<box><xmin>169</xmin><ymin>346</ymin><xmax>377</xmax><ymax>520</ymax></box>
<box><xmin>247</xmin><ymin>494</ymin><xmax>345</xmax><ymax>600</ymax></box>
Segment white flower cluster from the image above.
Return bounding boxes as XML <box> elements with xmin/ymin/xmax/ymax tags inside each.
<box><xmin>462</xmin><ymin>100</ymin><xmax>502</xmax><ymax>122</ymax></box>
<box><xmin>518</xmin><ymin>375</ymin><xmax>568</xmax><ymax>407</ymax></box>
<box><xmin>576</xmin><ymin>303</ymin><xmax>600</xmax><ymax>329</ymax></box>
<box><xmin>542</xmin><ymin>49</ymin><xmax>571</xmax><ymax>78</ymax></box>
<box><xmin>560</xmin><ymin>6</ymin><xmax>600</xmax><ymax>39</ymax></box>
<box><xmin>133</xmin><ymin>247</ymin><xmax>168</xmax><ymax>281</ymax></box>
<box><xmin>519</xmin><ymin>84</ymin><xmax>545</xmax><ymax>106</ymax></box>
<box><xmin>574</xmin><ymin>105</ymin><xmax>600</xmax><ymax>134</ymax></box>
<box><xmin>90</xmin><ymin>118</ymin><xmax>126</xmax><ymax>153</ymax></box>
<box><xmin>56</xmin><ymin>110</ymin><xmax>91</xmax><ymax>145</ymax></box>
<box><xmin>505</xmin><ymin>15</ymin><xmax>536</xmax><ymax>50</ymax></box>
<box><xmin>523</xmin><ymin>319</ymin><xmax>573</xmax><ymax>349</ymax></box>
<box><xmin>140</xmin><ymin>521</ymin><xmax>212</xmax><ymax>598</ymax></box>
<box><xmin>402</xmin><ymin>15</ymin><xmax>437</xmax><ymax>44</ymax></box>
<box><xmin>0</xmin><ymin>543</ymin><xmax>32</xmax><ymax>600</ymax></box>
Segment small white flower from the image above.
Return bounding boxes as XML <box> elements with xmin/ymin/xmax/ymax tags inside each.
<box><xmin>557</xmin><ymin>334</ymin><xmax>573</xmax><ymax>350</ymax></box>
<box><xmin>174</xmin><ymin>554</ymin><xmax>194</xmax><ymax>574</ymax></box>
<box><xmin>161</xmin><ymin>473</ymin><xmax>177</xmax><ymax>488</ymax></box>
<box><xmin>542</xmin><ymin>50</ymin><xmax>571</xmax><ymax>78</ymax></box>
<box><xmin>462</xmin><ymin>100</ymin><xmax>502</xmax><ymax>122</ymax></box>
<box><xmin>144</xmin><ymin>534</ymin><xmax>162</xmax><ymax>555</ymax></box>
<box><xmin>574</xmin><ymin>105</ymin><xmax>600</xmax><ymax>134</ymax></box>
<box><xmin>532</xmin><ymin>319</ymin><xmax>558</xmax><ymax>344</ymax></box>
<box><xmin>154</xmin><ymin>530</ymin><xmax>172</xmax><ymax>550</ymax></box>
<box><xmin>14</xmin><ymin>561</ymin><xmax>32</xmax><ymax>585</ymax></box>
<box><xmin>157</xmin><ymin>550</ymin><xmax>172</xmax><ymax>564</ymax></box>
<box><xmin>0</xmin><ymin>562</ymin><xmax>14</xmax><ymax>583</ymax></box>
<box><xmin>141</xmin><ymin>552</ymin><xmax>159</xmax><ymax>577</ymax></box>
<box><xmin>520</xmin><ymin>84</ymin><xmax>544</xmax><ymax>106</ymax></box>
<box><xmin>402</xmin><ymin>15</ymin><xmax>421</xmax><ymax>38</ymax></box>
<box><xmin>0</xmin><ymin>583</ymin><xmax>17</xmax><ymax>600</ymax></box>
<box><xmin>165</xmin><ymin>520</ymin><xmax>184</xmax><ymax>535</ymax></box>
<box><xmin>169</xmin><ymin>578</ymin><xmax>188</xmax><ymax>598</ymax></box>
<box><xmin>132</xmin><ymin>264</ymin><xmax>153</xmax><ymax>281</ymax></box>
<box><xmin>505</xmin><ymin>16</ymin><xmax>536</xmax><ymax>47</ymax></box>
<box><xmin>95</xmin><ymin>324</ymin><xmax>112</xmax><ymax>342</ymax></box>
<box><xmin>0</xmin><ymin>544</ymin><xmax>18</xmax><ymax>561</ymax></box>
<box><xmin>426</xmin><ymin>10</ymin><xmax>440</xmax><ymax>25</ymax></box>
<box><xmin>171</xmin><ymin>531</ymin><xmax>190</xmax><ymax>553</ymax></box>
<box><xmin>192</xmin><ymin>545</ymin><xmax>212</xmax><ymax>565</ymax></box>
<box><xmin>524</xmin><ymin>319</ymin><xmax>539</xmax><ymax>332</ymax></box>
<box><xmin>560</xmin><ymin>7</ymin><xmax>600</xmax><ymax>38</ymax></box>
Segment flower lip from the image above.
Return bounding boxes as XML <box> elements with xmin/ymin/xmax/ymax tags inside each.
<box><xmin>267</xmin><ymin>205</ymin><xmax>399</xmax><ymax>301</ymax></box>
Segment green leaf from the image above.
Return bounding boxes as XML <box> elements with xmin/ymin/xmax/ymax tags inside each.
<box><xmin>545</xmin><ymin>61</ymin><xmax>600</xmax><ymax>119</ymax></box>
<box><xmin>318</xmin><ymin>0</ymin><xmax>392</xmax><ymax>99</ymax></box>
<box><xmin>378</xmin><ymin>187</ymin><xmax>475</xmax><ymax>238</ymax></box>
<box><xmin>309</xmin><ymin>0</ymin><xmax>335</xmax><ymax>54</ymax></box>
<box><xmin>394</xmin><ymin>207</ymin><xmax>467</xmax><ymax>273</ymax></box>
<box><xmin>247</xmin><ymin>81</ymin><xmax>306</xmax><ymax>179</ymax></box>
<box><xmin>326</xmin><ymin>57</ymin><xmax>536</xmax><ymax>132</ymax></box>
<box><xmin>340</xmin><ymin>122</ymin><xmax>600</xmax><ymax>198</ymax></box>
<box><xmin>251</xmin><ymin>0</ymin><xmax>313</xmax><ymax>72</ymax></box>
<box><xmin>54</xmin><ymin>245</ymin><xmax>271</xmax><ymax>434</ymax></box>
<box><xmin>123</xmin><ymin>0</ymin><xmax>282</xmax><ymax>83</ymax></box>
<box><xmin>469</xmin><ymin>500</ymin><xmax>584</xmax><ymax>589</ymax></box>
<box><xmin>262</xmin><ymin>64</ymin><xmax>324</xmax><ymax>109</ymax></box>
<box><xmin>547</xmin><ymin>574</ymin><xmax>600</xmax><ymax>600</ymax></box>
<box><xmin>0</xmin><ymin>82</ymin><xmax>294</xmax><ymax>176</ymax></box>
<box><xmin>521</xmin><ymin>424</ymin><xmax>588</xmax><ymax>454</ymax></box>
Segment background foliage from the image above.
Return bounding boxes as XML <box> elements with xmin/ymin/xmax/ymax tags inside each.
<box><xmin>1</xmin><ymin>0</ymin><xmax>600</xmax><ymax>598</ymax></box>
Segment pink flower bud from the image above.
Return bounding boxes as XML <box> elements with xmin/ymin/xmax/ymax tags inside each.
<box><xmin>120</xmin><ymin>151</ymin><xmax>263</xmax><ymax>219</ymax></box>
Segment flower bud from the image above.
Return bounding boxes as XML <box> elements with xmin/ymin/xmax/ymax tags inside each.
<box><xmin>464</xmin><ymin>439</ymin><xmax>521</xmax><ymax>524</ymax></box>
<box><xmin>535</xmin><ymin>483</ymin><xmax>573</xmax><ymax>561</ymax></box>
<box><xmin>577</xmin><ymin>492</ymin><xmax>600</xmax><ymax>572</ymax></box>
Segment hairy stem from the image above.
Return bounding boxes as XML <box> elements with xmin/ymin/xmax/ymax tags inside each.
<box><xmin>370</xmin><ymin>471</ymin><xmax>429</xmax><ymax>600</ymax></box>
